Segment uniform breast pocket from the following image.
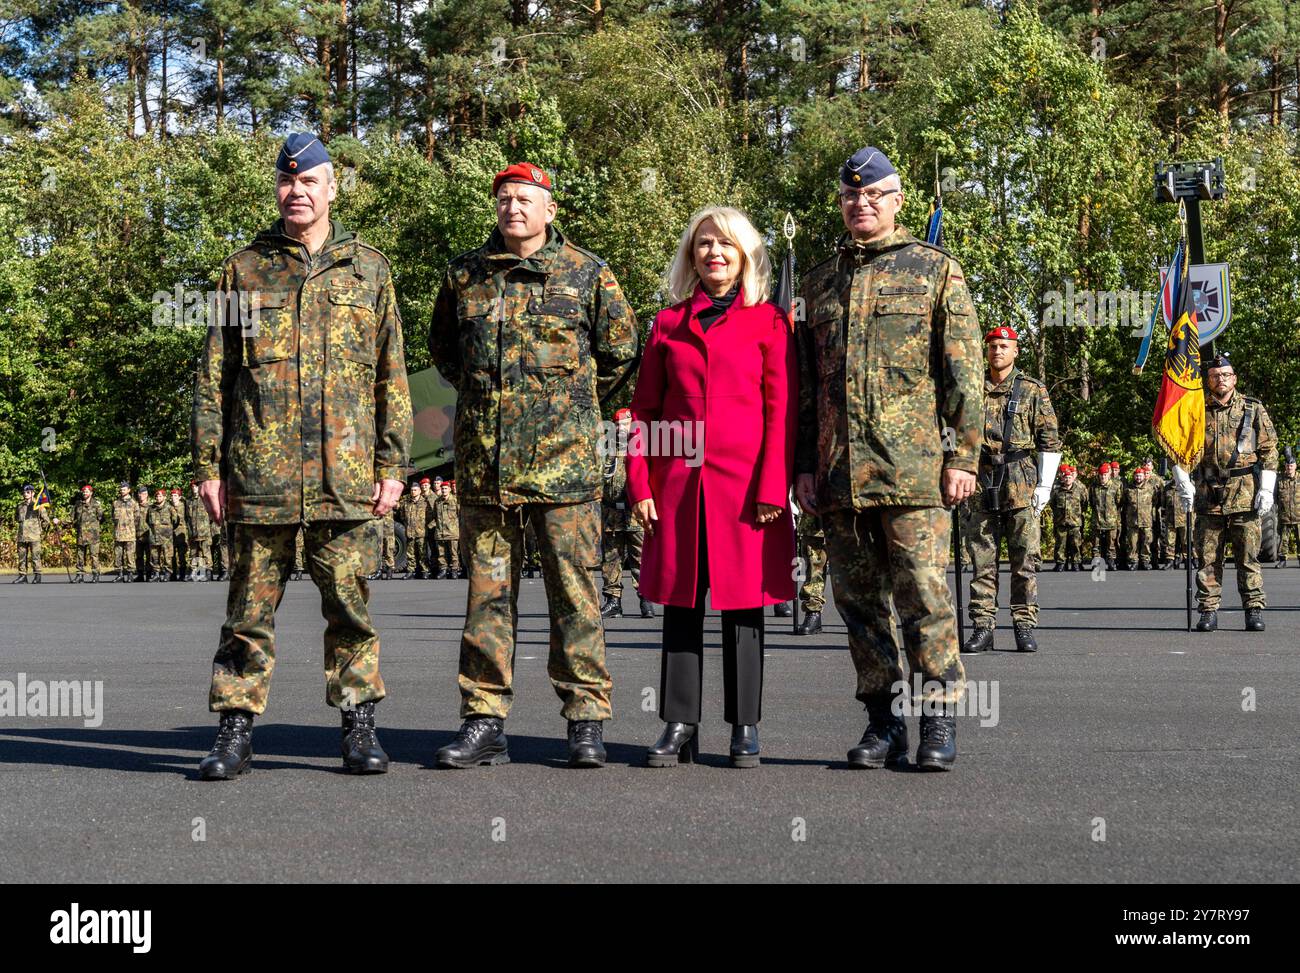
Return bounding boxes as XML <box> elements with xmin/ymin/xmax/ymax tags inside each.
<box><xmin>328</xmin><ymin>280</ymin><xmax>378</xmax><ymax>356</ymax></box>
<box><xmin>526</xmin><ymin>293</ymin><xmax>583</xmax><ymax>372</ymax></box>
<box><xmin>809</xmin><ymin>303</ymin><xmax>843</xmax><ymax>378</ymax></box>
<box><xmin>244</xmin><ymin>290</ymin><xmax>295</xmax><ymax>364</ymax></box>
<box><xmin>873</xmin><ymin>286</ymin><xmax>931</xmax><ymax>367</ymax></box>
<box><xmin>458</xmin><ymin>297</ymin><xmax>499</xmax><ymax>373</ymax></box>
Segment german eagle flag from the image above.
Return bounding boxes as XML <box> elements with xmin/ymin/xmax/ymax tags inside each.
<box><xmin>1151</xmin><ymin>245</ymin><xmax>1205</xmax><ymax>469</ymax></box>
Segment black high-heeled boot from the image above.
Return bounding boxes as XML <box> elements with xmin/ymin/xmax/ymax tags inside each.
<box><xmin>646</xmin><ymin>722</ymin><xmax>699</xmax><ymax>767</ymax></box>
<box><xmin>729</xmin><ymin>724</ymin><xmax>760</xmax><ymax>768</ymax></box>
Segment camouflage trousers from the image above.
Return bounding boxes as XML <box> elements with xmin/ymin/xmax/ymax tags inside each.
<box><xmin>76</xmin><ymin>541</ymin><xmax>100</xmax><ymax>574</ymax></box>
<box><xmin>150</xmin><ymin>538</ymin><xmax>173</xmax><ymax>574</ymax></box>
<box><xmin>380</xmin><ymin>534</ymin><xmax>396</xmax><ymax>571</ymax></box>
<box><xmin>1127</xmin><ymin>525</ymin><xmax>1154</xmax><ymax>566</ymax></box>
<box><xmin>458</xmin><ymin>501</ymin><xmax>611</xmax><ymax>721</ymax></box>
<box><xmin>1094</xmin><ymin>528</ymin><xmax>1118</xmax><ymax>563</ymax></box>
<box><xmin>189</xmin><ymin>537</ymin><xmax>211</xmax><ymax>572</ymax></box>
<box><xmin>967</xmin><ymin>504</ymin><xmax>1040</xmax><ymax>627</ymax></box>
<box><xmin>1163</xmin><ymin>517</ymin><xmax>1194</xmax><ymax>561</ymax></box>
<box><xmin>821</xmin><ymin>506</ymin><xmax>965</xmax><ymax>705</ymax></box>
<box><xmin>1195</xmin><ymin>511</ymin><xmax>1265</xmax><ymax>611</ymax></box>
<box><xmin>406</xmin><ymin>533</ymin><xmax>431</xmax><ymax>575</ymax></box>
<box><xmin>209</xmin><ymin>520</ymin><xmax>385</xmax><ymax>715</ymax></box>
<box><xmin>601</xmin><ymin>525</ymin><xmax>643</xmax><ymax>597</ymax></box>
<box><xmin>16</xmin><ymin>541</ymin><xmax>41</xmax><ymax>573</ymax></box>
<box><xmin>799</xmin><ymin>525</ymin><xmax>827</xmax><ymax>611</ymax></box>
<box><xmin>113</xmin><ymin>539</ymin><xmax>135</xmax><ymax>574</ymax></box>
<box><xmin>135</xmin><ymin>540</ymin><xmax>151</xmax><ymax>579</ymax></box>
<box><xmin>1054</xmin><ymin>526</ymin><xmax>1082</xmax><ymax>563</ymax></box>
<box><xmin>435</xmin><ymin>537</ymin><xmax>461</xmax><ymax>574</ymax></box>
<box><xmin>1278</xmin><ymin>522</ymin><xmax>1300</xmax><ymax>559</ymax></box>
<box><xmin>212</xmin><ymin>533</ymin><xmax>227</xmax><ymax>575</ymax></box>
<box><xmin>172</xmin><ymin>535</ymin><xmax>189</xmax><ymax>577</ymax></box>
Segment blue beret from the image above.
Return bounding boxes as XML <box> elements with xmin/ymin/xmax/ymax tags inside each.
<box><xmin>277</xmin><ymin>133</ymin><xmax>331</xmax><ymax>176</ymax></box>
<box><xmin>841</xmin><ymin>146</ymin><xmax>897</xmax><ymax>187</ymax></box>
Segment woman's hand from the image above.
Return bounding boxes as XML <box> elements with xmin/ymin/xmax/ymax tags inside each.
<box><xmin>634</xmin><ymin>498</ymin><xmax>658</xmax><ymax>537</ymax></box>
<box><xmin>755</xmin><ymin>502</ymin><xmax>783</xmax><ymax>525</ymax></box>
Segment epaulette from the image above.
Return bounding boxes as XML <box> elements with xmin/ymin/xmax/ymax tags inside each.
<box><xmin>564</xmin><ymin>240</ymin><xmax>609</xmax><ymax>268</ymax></box>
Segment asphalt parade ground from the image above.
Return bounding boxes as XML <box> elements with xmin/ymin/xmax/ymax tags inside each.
<box><xmin>2</xmin><ymin>566</ymin><xmax>1297</xmax><ymax>884</ymax></box>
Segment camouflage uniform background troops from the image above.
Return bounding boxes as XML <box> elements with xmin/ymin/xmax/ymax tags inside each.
<box><xmin>796</xmin><ymin>507</ymin><xmax>827</xmax><ymax>634</ymax></box>
<box><xmin>112</xmin><ymin>485</ymin><xmax>138</xmax><ymax>579</ymax></box>
<box><xmin>15</xmin><ymin>487</ymin><xmax>49</xmax><ymax>580</ymax></box>
<box><xmin>192</xmin><ymin>212</ymin><xmax>412</xmax><ymax>716</ymax></box>
<box><xmin>966</xmin><ymin>353</ymin><xmax>1061</xmax><ymax>638</ymax></box>
<box><xmin>1276</xmin><ymin>456</ymin><xmax>1299</xmax><ymax>565</ymax></box>
<box><xmin>1161</xmin><ymin>477</ymin><xmax>1195</xmax><ymax>568</ymax></box>
<box><xmin>1122</xmin><ymin>466</ymin><xmax>1160</xmax><ymax>569</ymax></box>
<box><xmin>433</xmin><ymin>485</ymin><xmax>461</xmax><ymax>578</ymax></box>
<box><xmin>795</xmin><ymin>226</ymin><xmax>982</xmax><ymax>707</ymax></box>
<box><xmin>170</xmin><ymin>490</ymin><xmax>189</xmax><ymax>579</ymax></box>
<box><xmin>1192</xmin><ymin>380</ymin><xmax>1277</xmax><ymax>622</ymax></box>
<box><xmin>397</xmin><ymin>484</ymin><xmax>431</xmax><ymax>578</ymax></box>
<box><xmin>134</xmin><ymin>488</ymin><xmax>152</xmax><ymax>580</ymax></box>
<box><xmin>1090</xmin><ymin>462</ymin><xmax>1122</xmax><ymax>568</ymax></box>
<box><xmin>1049</xmin><ymin>465</ymin><xmax>1086</xmax><ymax>570</ymax></box>
<box><xmin>186</xmin><ymin>484</ymin><xmax>212</xmax><ymax>578</ymax></box>
<box><xmin>600</xmin><ymin>439</ymin><xmax>645</xmax><ymax>613</ymax></box>
<box><xmin>427</xmin><ymin>219</ymin><xmax>638</xmax><ymax>723</ymax></box>
<box><xmin>147</xmin><ymin>490</ymin><xmax>176</xmax><ymax>580</ymax></box>
<box><xmin>377</xmin><ymin>509</ymin><xmax>396</xmax><ymax>579</ymax></box>
<box><xmin>72</xmin><ymin>487</ymin><xmax>104</xmax><ymax>580</ymax></box>
<box><xmin>209</xmin><ymin>509</ymin><xmax>228</xmax><ymax>580</ymax></box>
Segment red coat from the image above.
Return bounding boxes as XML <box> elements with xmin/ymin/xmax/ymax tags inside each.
<box><xmin>626</xmin><ymin>286</ymin><xmax>797</xmax><ymax>610</ymax></box>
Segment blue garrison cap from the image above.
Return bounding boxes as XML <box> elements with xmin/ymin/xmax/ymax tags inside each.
<box><xmin>1205</xmin><ymin>352</ymin><xmax>1232</xmax><ymax>371</ymax></box>
<box><xmin>840</xmin><ymin>146</ymin><xmax>897</xmax><ymax>187</ymax></box>
<box><xmin>276</xmin><ymin>133</ymin><xmax>330</xmax><ymax>176</ymax></box>
<box><xmin>22</xmin><ymin>483</ymin><xmax>34</xmax><ymax>492</ymax></box>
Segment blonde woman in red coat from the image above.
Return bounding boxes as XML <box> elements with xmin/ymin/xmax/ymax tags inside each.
<box><xmin>626</xmin><ymin>206</ymin><xmax>797</xmax><ymax>768</ymax></box>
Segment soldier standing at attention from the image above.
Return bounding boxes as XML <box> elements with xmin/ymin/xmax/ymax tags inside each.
<box><xmin>398</xmin><ymin>482</ymin><xmax>430</xmax><ymax>579</ymax></box>
<box><xmin>192</xmin><ymin>132</ymin><xmax>413</xmax><ymax>778</ymax></box>
<box><xmin>186</xmin><ymin>481</ymin><xmax>212</xmax><ymax>580</ymax></box>
<box><xmin>1050</xmin><ymin>464</ymin><xmax>1086</xmax><ymax>572</ymax></box>
<box><xmin>794</xmin><ymin>147</ymin><xmax>983</xmax><ymax>771</ymax></box>
<box><xmin>112</xmin><ymin>482</ymin><xmax>137</xmax><ymax>582</ymax></box>
<box><xmin>1122</xmin><ymin>464</ymin><xmax>1159</xmax><ymax>570</ymax></box>
<box><xmin>14</xmin><ymin>484</ymin><xmax>49</xmax><ymax>583</ymax></box>
<box><xmin>134</xmin><ymin>485</ymin><xmax>152</xmax><ymax>581</ymax></box>
<box><xmin>72</xmin><ymin>484</ymin><xmax>105</xmax><ymax>582</ymax></box>
<box><xmin>1160</xmin><ymin>470</ymin><xmax>1195</xmax><ymax>570</ymax></box>
<box><xmin>962</xmin><ymin>326</ymin><xmax>1062</xmax><ymax>654</ymax></box>
<box><xmin>1274</xmin><ymin>449</ymin><xmax>1298</xmax><ymax>567</ymax></box>
<box><xmin>147</xmin><ymin>488</ymin><xmax>174</xmax><ymax>581</ymax></box>
<box><xmin>433</xmin><ymin>480</ymin><xmax>461</xmax><ymax>579</ymax></box>
<box><xmin>427</xmin><ymin>161</ymin><xmax>639</xmax><ymax>768</ymax></box>
<box><xmin>1090</xmin><ymin>462</ymin><xmax>1121</xmax><ymax>570</ymax></box>
<box><xmin>600</xmin><ymin>408</ymin><xmax>652</xmax><ymax>619</ymax></box>
<box><xmin>1175</xmin><ymin>354</ymin><xmax>1277</xmax><ymax>632</ymax></box>
<box><xmin>169</xmin><ymin>488</ymin><xmax>189</xmax><ymax>579</ymax></box>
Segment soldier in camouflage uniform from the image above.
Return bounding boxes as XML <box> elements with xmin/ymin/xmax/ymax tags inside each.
<box><xmin>432</xmin><ymin>481</ymin><xmax>460</xmax><ymax>579</ymax></box>
<box><xmin>185</xmin><ymin>481</ymin><xmax>212</xmax><ymax>580</ymax></box>
<box><xmin>963</xmin><ymin>326</ymin><xmax>1062</xmax><ymax>654</ymax></box>
<box><xmin>191</xmin><ymin>133</ymin><xmax>413</xmax><ymax>778</ymax></box>
<box><xmin>71</xmin><ymin>484</ymin><xmax>104</xmax><ymax>582</ymax></box>
<box><xmin>600</xmin><ymin>408</ymin><xmax>651</xmax><ymax>618</ymax></box>
<box><xmin>427</xmin><ymin>161</ymin><xmax>639</xmax><ymax>769</ymax></box>
<box><xmin>373</xmin><ymin>509</ymin><xmax>396</xmax><ymax>580</ymax></box>
<box><xmin>209</xmin><ymin>508</ymin><xmax>227</xmax><ymax>580</ymax></box>
<box><xmin>1089</xmin><ymin>462</ymin><xmax>1121</xmax><ymax>569</ymax></box>
<box><xmin>1122</xmin><ymin>464</ymin><xmax>1160</xmax><ymax>570</ymax></box>
<box><xmin>1160</xmin><ymin>473</ymin><xmax>1195</xmax><ymax>569</ymax></box>
<box><xmin>134</xmin><ymin>486</ymin><xmax>152</xmax><ymax>581</ymax></box>
<box><xmin>397</xmin><ymin>482</ymin><xmax>431</xmax><ymax>579</ymax></box>
<box><xmin>168</xmin><ymin>488</ymin><xmax>188</xmax><ymax>579</ymax></box>
<box><xmin>147</xmin><ymin>489</ymin><xmax>175</xmax><ymax>581</ymax></box>
<box><xmin>1180</xmin><ymin>355</ymin><xmax>1278</xmax><ymax>632</ymax></box>
<box><xmin>14</xmin><ymin>484</ymin><xmax>49</xmax><ymax>583</ymax></box>
<box><xmin>112</xmin><ymin>482</ymin><xmax>138</xmax><ymax>581</ymax></box>
<box><xmin>794</xmin><ymin>147</ymin><xmax>983</xmax><ymax>772</ymax></box>
<box><xmin>1276</xmin><ymin>453</ymin><xmax>1298</xmax><ymax>567</ymax></box>
<box><xmin>1049</xmin><ymin>464</ymin><xmax>1086</xmax><ymax>571</ymax></box>
<box><xmin>794</xmin><ymin>504</ymin><xmax>827</xmax><ymax>634</ymax></box>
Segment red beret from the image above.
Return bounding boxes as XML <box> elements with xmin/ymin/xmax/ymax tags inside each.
<box><xmin>171</xmin><ymin>488</ymin><xmax>181</xmax><ymax>494</ymax></box>
<box><xmin>82</xmin><ymin>484</ymin><xmax>92</xmax><ymax>490</ymax></box>
<box><xmin>985</xmin><ymin>326</ymin><xmax>1018</xmax><ymax>343</ymax></box>
<box><xmin>1097</xmin><ymin>464</ymin><xmax>1108</xmax><ymax>474</ymax></box>
<box><xmin>493</xmin><ymin>162</ymin><xmax>552</xmax><ymax>196</ymax></box>
<box><xmin>419</xmin><ymin>477</ymin><xmax>430</xmax><ymax>485</ymax></box>
<box><xmin>614</xmin><ymin>408</ymin><xmax>632</xmax><ymax>420</ymax></box>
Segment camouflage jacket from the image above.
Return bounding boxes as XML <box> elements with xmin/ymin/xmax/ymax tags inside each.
<box><xmin>379</xmin><ymin>510</ymin><xmax>394</xmax><ymax>540</ymax></box>
<box><xmin>147</xmin><ymin>500</ymin><xmax>177</xmax><ymax>540</ymax></box>
<box><xmin>1090</xmin><ymin>479</ymin><xmax>1122</xmax><ymax>530</ymax></box>
<box><xmin>193</xmin><ymin>219</ymin><xmax>413</xmax><ymax>524</ymax></box>
<box><xmin>185</xmin><ymin>495</ymin><xmax>212</xmax><ymax>539</ymax></box>
<box><xmin>397</xmin><ymin>496</ymin><xmax>429</xmax><ymax>539</ymax></box>
<box><xmin>973</xmin><ymin>368</ymin><xmax>1061</xmax><ymax>512</ymax></box>
<box><xmin>15</xmin><ymin>501</ymin><xmax>49</xmax><ymax>543</ymax></box>
<box><xmin>1162</xmin><ymin>481</ymin><xmax>1194</xmax><ymax>528</ymax></box>
<box><xmin>1193</xmin><ymin>390</ymin><xmax>1278</xmax><ymax>516</ymax></box>
<box><xmin>1123</xmin><ymin>478</ymin><xmax>1160</xmax><ymax>529</ymax></box>
<box><xmin>112</xmin><ymin>497</ymin><xmax>138</xmax><ymax>542</ymax></box>
<box><xmin>1277</xmin><ymin>470</ymin><xmax>1299</xmax><ymax>524</ymax></box>
<box><xmin>72</xmin><ymin>497</ymin><xmax>104</xmax><ymax>543</ymax></box>
<box><xmin>795</xmin><ymin>228</ymin><xmax>984</xmax><ymax>510</ymax></box>
<box><xmin>170</xmin><ymin>500</ymin><xmax>188</xmax><ymax>537</ymax></box>
<box><xmin>427</xmin><ymin>226</ymin><xmax>640</xmax><ymax>506</ymax></box>
<box><xmin>1049</xmin><ymin>480</ymin><xmax>1086</xmax><ymax>527</ymax></box>
<box><xmin>433</xmin><ymin>495</ymin><xmax>460</xmax><ymax>538</ymax></box>
<box><xmin>135</xmin><ymin>501</ymin><xmax>151</xmax><ymax>541</ymax></box>
<box><xmin>601</xmin><ymin>453</ymin><xmax>640</xmax><ymax>533</ymax></box>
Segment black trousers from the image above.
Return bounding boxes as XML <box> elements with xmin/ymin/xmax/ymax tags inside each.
<box><xmin>659</xmin><ymin>493</ymin><xmax>765</xmax><ymax>725</ymax></box>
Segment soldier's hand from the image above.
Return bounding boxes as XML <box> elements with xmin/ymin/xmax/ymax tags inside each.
<box><xmin>372</xmin><ymin>478</ymin><xmax>404</xmax><ymax>517</ymax></box>
<box><xmin>795</xmin><ymin>474</ymin><xmax>817</xmax><ymax>515</ymax></box>
<box><xmin>942</xmin><ymin>469</ymin><xmax>976</xmax><ymax>507</ymax></box>
<box><xmin>633</xmin><ymin>498</ymin><xmax>658</xmax><ymax>537</ymax></box>
<box><xmin>756</xmin><ymin>502</ymin><xmax>783</xmax><ymax>525</ymax></box>
<box><xmin>199</xmin><ymin>480</ymin><xmax>225</xmax><ymax>525</ymax></box>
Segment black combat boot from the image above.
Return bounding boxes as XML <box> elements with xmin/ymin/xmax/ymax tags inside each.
<box><xmin>1013</xmin><ymin>624</ymin><xmax>1038</xmax><ymax>653</ymax></box>
<box><xmin>199</xmin><ymin>710</ymin><xmax>254</xmax><ymax>780</ymax></box>
<box><xmin>795</xmin><ymin>610</ymin><xmax>823</xmax><ymax>636</ymax></box>
<box><xmin>1106</xmin><ymin>558</ymin><xmax>1117</xmax><ymax>571</ymax></box>
<box><xmin>847</xmin><ymin>695</ymin><xmax>908</xmax><ymax>769</ymax></box>
<box><xmin>91</xmin><ymin>570</ymin><xmax>100</xmax><ymax>582</ymax></box>
<box><xmin>567</xmin><ymin>720</ymin><xmax>606</xmax><ymax>768</ymax></box>
<box><xmin>646</xmin><ymin>722</ymin><xmax>698</xmax><ymax>767</ymax></box>
<box><xmin>32</xmin><ymin>572</ymin><xmax>41</xmax><ymax>584</ymax></box>
<box><xmin>1196</xmin><ymin>610</ymin><xmax>1218</xmax><ymax>632</ymax></box>
<box><xmin>73</xmin><ymin>572</ymin><xmax>83</xmax><ymax>583</ymax></box>
<box><xmin>1245</xmin><ymin>608</ymin><xmax>1265</xmax><ymax>632</ymax></box>
<box><xmin>11</xmin><ymin>574</ymin><xmax>26</xmax><ymax>583</ymax></box>
<box><xmin>916</xmin><ymin>704</ymin><xmax>957</xmax><ymax>771</ymax></box>
<box><xmin>341</xmin><ymin>701</ymin><xmax>389</xmax><ymax>774</ymax></box>
<box><xmin>436</xmin><ymin>717</ymin><xmax>509</xmax><ymax>768</ymax></box>
<box><xmin>961</xmin><ymin>625</ymin><xmax>994</xmax><ymax>654</ymax></box>
<box><xmin>600</xmin><ymin>594</ymin><xmax>623</xmax><ymax>618</ymax></box>
<box><xmin>639</xmin><ymin>595</ymin><xmax>656</xmax><ymax>618</ymax></box>
<box><xmin>729</xmin><ymin>724</ymin><xmax>760</xmax><ymax>768</ymax></box>
<box><xmin>1054</xmin><ymin>561</ymin><xmax>1063</xmax><ymax>573</ymax></box>
<box><xmin>774</xmin><ymin>601</ymin><xmax>793</xmax><ymax>617</ymax></box>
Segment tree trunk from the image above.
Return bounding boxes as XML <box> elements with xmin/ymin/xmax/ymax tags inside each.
<box><xmin>216</xmin><ymin>27</ymin><xmax>225</xmax><ymax>127</ymax></box>
<box><xmin>1213</xmin><ymin>0</ymin><xmax>1230</xmax><ymax>121</ymax></box>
